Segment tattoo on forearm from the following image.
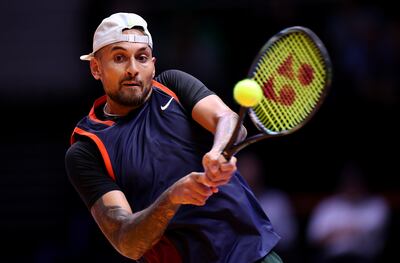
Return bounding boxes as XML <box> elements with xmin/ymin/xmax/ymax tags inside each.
<box><xmin>92</xmin><ymin>192</ymin><xmax>180</xmax><ymax>259</ymax></box>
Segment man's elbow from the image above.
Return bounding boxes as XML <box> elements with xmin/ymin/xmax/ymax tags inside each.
<box><xmin>116</xmin><ymin>241</ymin><xmax>148</xmax><ymax>261</ymax></box>
<box><xmin>114</xmin><ymin>229</ymin><xmax>157</xmax><ymax>261</ymax></box>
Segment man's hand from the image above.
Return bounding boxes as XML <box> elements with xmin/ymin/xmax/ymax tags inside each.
<box><xmin>202</xmin><ymin>150</ymin><xmax>237</xmax><ymax>187</ymax></box>
<box><xmin>168</xmin><ymin>172</ymin><xmax>215</xmax><ymax>206</ymax></box>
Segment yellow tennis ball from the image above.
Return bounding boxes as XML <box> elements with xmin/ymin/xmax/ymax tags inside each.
<box><xmin>233</xmin><ymin>79</ymin><xmax>263</xmax><ymax>107</ymax></box>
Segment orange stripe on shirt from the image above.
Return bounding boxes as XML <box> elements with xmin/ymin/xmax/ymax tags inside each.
<box><xmin>152</xmin><ymin>80</ymin><xmax>180</xmax><ymax>102</ymax></box>
<box><xmin>88</xmin><ymin>95</ymin><xmax>115</xmax><ymax>126</ymax></box>
<box><xmin>70</xmin><ymin>81</ymin><xmax>176</xmax><ymax>180</ymax></box>
<box><xmin>71</xmin><ymin>127</ymin><xmax>116</xmax><ymax>181</ymax></box>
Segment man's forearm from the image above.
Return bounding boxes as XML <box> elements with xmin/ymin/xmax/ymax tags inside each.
<box><xmin>119</xmin><ymin>190</ymin><xmax>180</xmax><ymax>259</ymax></box>
<box><xmin>211</xmin><ymin>112</ymin><xmax>247</xmax><ymax>153</ymax></box>
<box><xmin>92</xmin><ymin>191</ymin><xmax>180</xmax><ymax>260</ymax></box>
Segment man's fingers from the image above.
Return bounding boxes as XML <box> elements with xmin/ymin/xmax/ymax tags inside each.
<box><xmin>208</xmin><ymin>179</ymin><xmax>230</xmax><ymax>186</ymax></box>
<box><xmin>193</xmin><ymin>180</ymin><xmax>214</xmax><ymax>196</ymax></box>
<box><xmin>194</xmin><ymin>172</ymin><xmax>219</xmax><ymax>187</ymax></box>
<box><xmin>170</xmin><ymin>172</ymin><xmax>216</xmax><ymax>206</ymax></box>
<box><xmin>186</xmin><ymin>191</ymin><xmax>209</xmax><ymax>206</ymax></box>
<box><xmin>208</xmin><ymin>159</ymin><xmax>219</xmax><ymax>173</ymax></box>
<box><xmin>220</xmin><ymin>162</ymin><xmax>236</xmax><ymax>172</ymax></box>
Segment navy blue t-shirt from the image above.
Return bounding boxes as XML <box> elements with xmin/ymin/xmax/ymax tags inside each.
<box><xmin>65</xmin><ymin>70</ymin><xmax>280</xmax><ymax>263</ymax></box>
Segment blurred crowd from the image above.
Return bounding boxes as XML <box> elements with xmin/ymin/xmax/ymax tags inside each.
<box><xmin>237</xmin><ymin>151</ymin><xmax>390</xmax><ymax>263</ymax></box>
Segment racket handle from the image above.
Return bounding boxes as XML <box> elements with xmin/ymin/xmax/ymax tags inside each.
<box><xmin>222</xmin><ymin>149</ymin><xmax>234</xmax><ymax>161</ymax></box>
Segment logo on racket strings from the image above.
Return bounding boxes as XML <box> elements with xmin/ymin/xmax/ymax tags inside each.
<box><xmin>262</xmin><ymin>54</ymin><xmax>315</xmax><ymax>106</ymax></box>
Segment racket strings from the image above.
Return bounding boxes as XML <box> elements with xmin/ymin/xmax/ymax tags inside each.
<box><xmin>289</xmin><ymin>35</ymin><xmax>322</xmax><ymax>115</ymax></box>
<box><xmin>256</xmin><ymin>47</ymin><xmax>298</xmax><ymax>131</ymax></box>
<box><xmin>275</xmin><ymin>34</ymin><xmax>318</xmax><ymax>123</ymax></box>
<box><xmin>254</xmin><ymin>39</ymin><xmax>302</xmax><ymax>130</ymax></box>
<box><xmin>252</xmin><ymin>31</ymin><xmax>327</xmax><ymax>133</ymax></box>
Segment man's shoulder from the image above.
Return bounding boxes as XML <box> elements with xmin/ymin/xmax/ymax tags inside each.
<box><xmin>66</xmin><ymin>138</ymin><xmax>98</xmax><ymax>159</ymax></box>
<box><xmin>155</xmin><ymin>69</ymin><xmax>196</xmax><ymax>84</ymax></box>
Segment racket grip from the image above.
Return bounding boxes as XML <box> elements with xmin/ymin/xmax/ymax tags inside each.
<box><xmin>222</xmin><ymin>148</ymin><xmax>234</xmax><ymax>161</ymax></box>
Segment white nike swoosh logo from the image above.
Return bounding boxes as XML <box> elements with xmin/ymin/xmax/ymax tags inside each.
<box><xmin>160</xmin><ymin>97</ymin><xmax>174</xmax><ymax>111</ymax></box>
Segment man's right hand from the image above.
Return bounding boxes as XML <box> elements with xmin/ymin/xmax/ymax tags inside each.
<box><xmin>167</xmin><ymin>172</ymin><xmax>216</xmax><ymax>206</ymax></box>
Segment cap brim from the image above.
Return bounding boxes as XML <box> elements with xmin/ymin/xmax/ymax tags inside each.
<box><xmin>80</xmin><ymin>53</ymin><xmax>94</xmax><ymax>61</ymax></box>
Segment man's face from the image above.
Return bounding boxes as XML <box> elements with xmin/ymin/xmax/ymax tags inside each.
<box><xmin>91</xmin><ymin>29</ymin><xmax>155</xmax><ymax>109</ymax></box>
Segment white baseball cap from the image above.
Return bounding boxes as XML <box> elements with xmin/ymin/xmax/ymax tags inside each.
<box><xmin>80</xmin><ymin>12</ymin><xmax>153</xmax><ymax>61</ymax></box>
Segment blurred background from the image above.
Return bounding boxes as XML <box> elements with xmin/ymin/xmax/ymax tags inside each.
<box><xmin>0</xmin><ymin>0</ymin><xmax>398</xmax><ymax>262</ymax></box>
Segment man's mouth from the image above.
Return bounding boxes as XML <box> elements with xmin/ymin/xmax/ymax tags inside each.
<box><xmin>122</xmin><ymin>81</ymin><xmax>141</xmax><ymax>87</ymax></box>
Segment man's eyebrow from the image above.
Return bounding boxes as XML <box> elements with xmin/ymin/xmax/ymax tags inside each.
<box><xmin>110</xmin><ymin>46</ymin><xmax>149</xmax><ymax>52</ymax></box>
<box><xmin>110</xmin><ymin>46</ymin><xmax>127</xmax><ymax>52</ymax></box>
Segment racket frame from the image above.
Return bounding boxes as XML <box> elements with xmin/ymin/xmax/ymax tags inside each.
<box><xmin>223</xmin><ymin>26</ymin><xmax>332</xmax><ymax>160</ymax></box>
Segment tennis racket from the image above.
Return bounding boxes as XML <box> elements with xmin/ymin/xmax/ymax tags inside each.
<box><xmin>223</xmin><ymin>26</ymin><xmax>332</xmax><ymax>160</ymax></box>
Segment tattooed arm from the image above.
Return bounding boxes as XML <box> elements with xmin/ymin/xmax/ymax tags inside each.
<box><xmin>192</xmin><ymin>94</ymin><xmax>246</xmax><ymax>186</ymax></box>
<box><xmin>90</xmin><ymin>172</ymin><xmax>215</xmax><ymax>260</ymax></box>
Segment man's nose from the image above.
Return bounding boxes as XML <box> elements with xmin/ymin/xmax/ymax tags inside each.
<box><xmin>126</xmin><ymin>58</ymin><xmax>139</xmax><ymax>76</ymax></box>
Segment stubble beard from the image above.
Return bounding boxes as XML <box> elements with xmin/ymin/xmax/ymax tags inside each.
<box><xmin>108</xmin><ymin>83</ymin><xmax>152</xmax><ymax>108</ymax></box>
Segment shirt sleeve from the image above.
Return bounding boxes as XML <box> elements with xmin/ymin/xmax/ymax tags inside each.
<box><xmin>155</xmin><ymin>69</ymin><xmax>215</xmax><ymax>112</ymax></box>
<box><xmin>65</xmin><ymin>137</ymin><xmax>121</xmax><ymax>209</ymax></box>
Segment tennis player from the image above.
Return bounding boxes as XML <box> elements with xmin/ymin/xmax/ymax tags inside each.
<box><xmin>65</xmin><ymin>12</ymin><xmax>282</xmax><ymax>263</ymax></box>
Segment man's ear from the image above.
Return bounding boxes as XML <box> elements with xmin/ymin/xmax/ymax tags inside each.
<box><xmin>152</xmin><ymin>57</ymin><xmax>156</xmax><ymax>78</ymax></box>
<box><xmin>90</xmin><ymin>58</ymin><xmax>101</xmax><ymax>80</ymax></box>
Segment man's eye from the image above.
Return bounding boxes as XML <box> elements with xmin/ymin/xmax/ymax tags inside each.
<box><xmin>114</xmin><ymin>55</ymin><xmax>125</xmax><ymax>63</ymax></box>
<box><xmin>138</xmin><ymin>55</ymin><xmax>149</xmax><ymax>63</ymax></box>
